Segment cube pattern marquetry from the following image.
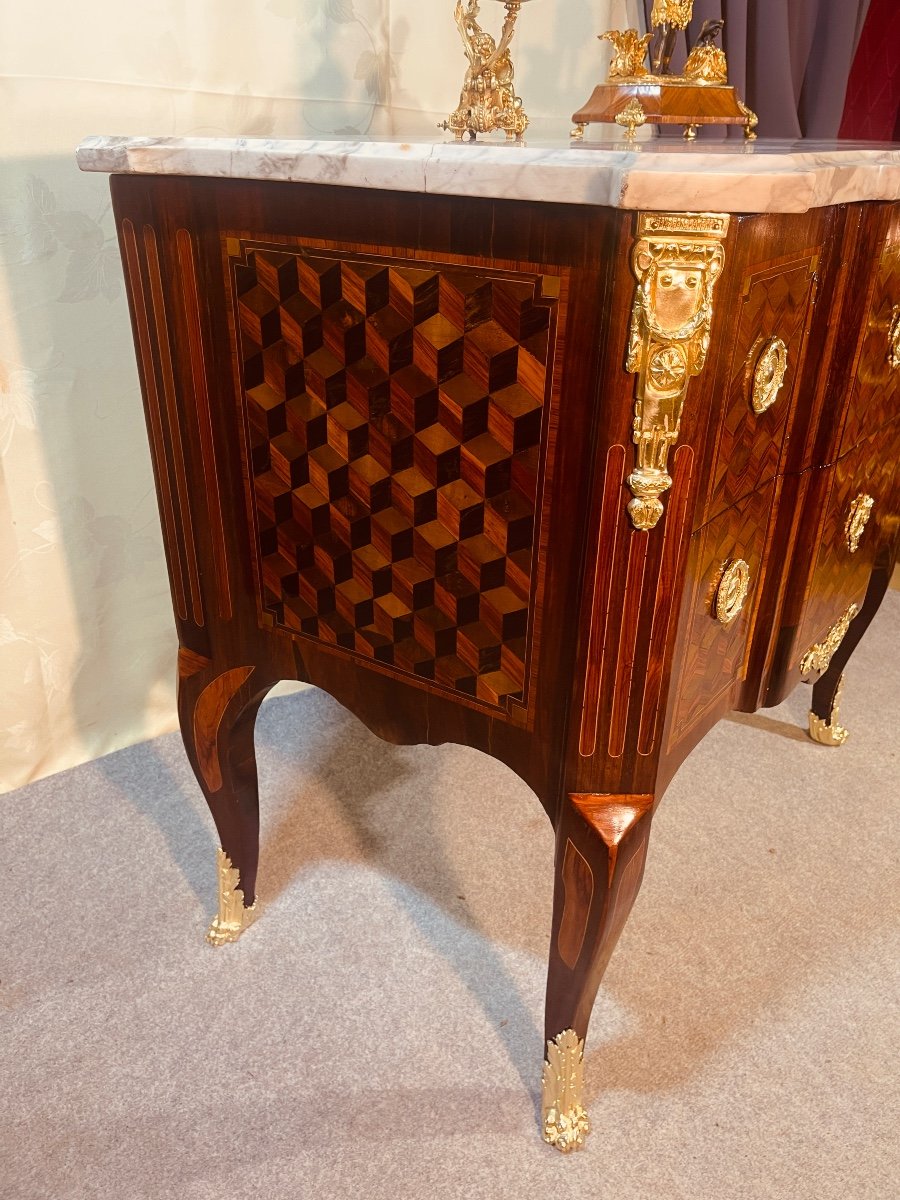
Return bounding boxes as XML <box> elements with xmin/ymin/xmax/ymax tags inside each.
<box><xmin>231</xmin><ymin>245</ymin><xmax>556</xmax><ymax>712</ymax></box>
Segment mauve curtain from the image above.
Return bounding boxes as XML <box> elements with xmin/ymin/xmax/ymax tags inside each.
<box><xmin>839</xmin><ymin>0</ymin><xmax>900</xmax><ymax>141</ymax></box>
<box><xmin>642</xmin><ymin>0</ymin><xmax>871</xmax><ymax>138</ymax></box>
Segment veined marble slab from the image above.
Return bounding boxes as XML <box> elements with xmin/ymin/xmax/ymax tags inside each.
<box><xmin>76</xmin><ymin>134</ymin><xmax>900</xmax><ymax>214</ymax></box>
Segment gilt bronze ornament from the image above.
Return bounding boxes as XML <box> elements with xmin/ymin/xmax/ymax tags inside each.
<box><xmin>624</xmin><ymin>212</ymin><xmax>730</xmax><ymax>531</ymax></box>
<box><xmin>572</xmin><ymin>4</ymin><xmax>758</xmax><ymax>142</ymax></box>
<box><xmin>650</xmin><ymin>0</ymin><xmax>694</xmax><ymax>28</ymax></box>
<box><xmin>684</xmin><ymin>21</ymin><xmax>728</xmax><ymax>85</ymax></box>
<box><xmin>651</xmin><ymin>0</ymin><xmax>694</xmax><ymax>74</ymax></box>
<box><xmin>542</xmin><ymin>1030</ymin><xmax>591</xmax><ymax>1153</ymax></box>
<box><xmin>441</xmin><ymin>0</ymin><xmax>534</xmax><ymax>141</ymax></box>
<box><xmin>601</xmin><ymin>29</ymin><xmax>653</xmax><ymax>80</ymax></box>
<box><xmin>808</xmin><ymin>675</ymin><xmax>851</xmax><ymax>746</ymax></box>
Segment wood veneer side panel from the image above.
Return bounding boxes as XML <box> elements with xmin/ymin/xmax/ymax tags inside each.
<box><xmin>157</xmin><ymin>175</ymin><xmax>621</xmax><ymax>811</ymax></box>
<box><xmin>117</xmin><ymin>211</ymin><xmax>191</xmax><ymax>625</ymax></box>
<box><xmin>565</xmin><ymin>209</ymin><xmax>645</xmax><ymax>797</ymax></box>
<box><xmin>635</xmin><ymin>444</ymin><xmax>696</xmax><ymax>756</ymax></box>
<box><xmin>578</xmin><ymin>444</ymin><xmax>628</xmax><ymax>759</ymax></box>
<box><xmin>142</xmin><ymin>222</ymin><xmax>205</xmax><ymax>628</ymax></box>
<box><xmin>112</xmin><ymin>174</ymin><xmax>313</xmax><ymax>688</ymax></box>
<box><xmin>176</xmin><ymin>227</ymin><xmax>232</xmax><ymax>620</ymax></box>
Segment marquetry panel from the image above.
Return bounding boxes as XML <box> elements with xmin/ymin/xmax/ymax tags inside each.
<box><xmin>229</xmin><ymin>242</ymin><xmax>560</xmax><ymax>714</ymax></box>
<box><xmin>700</xmin><ymin>252</ymin><xmax>818</xmax><ymax>526</ymax></box>
<box><xmin>839</xmin><ymin>217</ymin><xmax>900</xmax><ymax>457</ymax></box>
<box><xmin>667</xmin><ymin>482</ymin><xmax>775</xmax><ymax>753</ymax></box>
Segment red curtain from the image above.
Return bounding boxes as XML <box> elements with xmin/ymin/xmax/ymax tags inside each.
<box><xmin>839</xmin><ymin>0</ymin><xmax>900</xmax><ymax>141</ymax></box>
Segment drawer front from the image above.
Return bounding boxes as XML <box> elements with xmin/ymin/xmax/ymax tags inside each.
<box><xmin>666</xmin><ymin>481</ymin><xmax>777</xmax><ymax>755</ymax></box>
<box><xmin>794</xmin><ymin>420</ymin><xmax>900</xmax><ymax>669</ymax></box>
<box><xmin>839</xmin><ymin>208</ymin><xmax>900</xmax><ymax>457</ymax></box>
<box><xmin>701</xmin><ymin>250</ymin><xmax>819</xmax><ymax>525</ymax></box>
<box><xmin>869</xmin><ymin>417</ymin><xmax>900</xmax><ymax>557</ymax></box>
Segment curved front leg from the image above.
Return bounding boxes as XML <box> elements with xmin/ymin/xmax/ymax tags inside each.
<box><xmin>542</xmin><ymin>792</ymin><xmax>654</xmax><ymax>1152</ymax></box>
<box><xmin>809</xmin><ymin>551</ymin><xmax>895</xmax><ymax>746</ymax></box>
<box><xmin>177</xmin><ymin>650</ymin><xmax>276</xmax><ymax>945</ymax></box>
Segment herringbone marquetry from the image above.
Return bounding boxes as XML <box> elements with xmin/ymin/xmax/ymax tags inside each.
<box><xmin>840</xmin><ymin>218</ymin><xmax>900</xmax><ymax>457</ymax></box>
<box><xmin>702</xmin><ymin>254</ymin><xmax>818</xmax><ymax>524</ymax></box>
<box><xmin>795</xmin><ymin>421</ymin><xmax>900</xmax><ymax>660</ymax></box>
<box><xmin>668</xmin><ymin>482</ymin><xmax>775</xmax><ymax>751</ymax></box>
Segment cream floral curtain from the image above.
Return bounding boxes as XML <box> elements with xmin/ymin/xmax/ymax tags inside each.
<box><xmin>0</xmin><ymin>0</ymin><xmax>641</xmax><ymax>792</ymax></box>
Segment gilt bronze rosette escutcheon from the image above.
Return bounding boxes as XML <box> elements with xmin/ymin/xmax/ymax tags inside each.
<box><xmin>750</xmin><ymin>336</ymin><xmax>789</xmax><ymax>415</ymax></box>
<box><xmin>888</xmin><ymin>303</ymin><xmax>900</xmax><ymax>371</ymax></box>
<box><xmin>624</xmin><ymin>212</ymin><xmax>729</xmax><ymax>531</ymax></box>
<box><xmin>715</xmin><ymin>559</ymin><xmax>751</xmax><ymax>626</ymax></box>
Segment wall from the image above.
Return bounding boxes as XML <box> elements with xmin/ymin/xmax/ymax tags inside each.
<box><xmin>0</xmin><ymin>0</ymin><xmax>640</xmax><ymax>791</ymax></box>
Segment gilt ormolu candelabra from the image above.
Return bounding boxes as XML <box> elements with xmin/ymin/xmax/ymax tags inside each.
<box><xmin>441</xmin><ymin>0</ymin><xmax>534</xmax><ymax>140</ymax></box>
<box><xmin>572</xmin><ymin>0</ymin><xmax>758</xmax><ymax>142</ymax></box>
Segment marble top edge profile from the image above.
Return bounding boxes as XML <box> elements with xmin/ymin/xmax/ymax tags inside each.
<box><xmin>75</xmin><ymin>134</ymin><xmax>900</xmax><ymax>214</ymax></box>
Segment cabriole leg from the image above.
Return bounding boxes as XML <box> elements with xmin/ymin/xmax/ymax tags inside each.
<box><xmin>542</xmin><ymin>792</ymin><xmax>654</xmax><ymax>1152</ymax></box>
<box><xmin>809</xmin><ymin>673</ymin><xmax>850</xmax><ymax>746</ymax></box>
<box><xmin>809</xmin><ymin>552</ymin><xmax>894</xmax><ymax>746</ymax></box>
<box><xmin>177</xmin><ymin>654</ymin><xmax>275</xmax><ymax>945</ymax></box>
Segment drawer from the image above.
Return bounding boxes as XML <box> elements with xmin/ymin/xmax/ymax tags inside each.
<box><xmin>702</xmin><ymin>254</ymin><xmax>818</xmax><ymax>526</ymax></box>
<box><xmin>693</xmin><ymin>212</ymin><xmax>828</xmax><ymax>529</ymax></box>
<box><xmin>666</xmin><ymin>480</ymin><xmax>777</xmax><ymax>756</ymax></box>
<box><xmin>793</xmin><ymin>420</ymin><xmax>900</xmax><ymax>670</ymax></box>
<box><xmin>839</xmin><ymin>208</ymin><xmax>900</xmax><ymax>458</ymax></box>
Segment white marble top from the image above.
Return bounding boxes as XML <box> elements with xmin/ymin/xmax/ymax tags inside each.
<box><xmin>76</xmin><ymin>134</ymin><xmax>900</xmax><ymax>214</ymax></box>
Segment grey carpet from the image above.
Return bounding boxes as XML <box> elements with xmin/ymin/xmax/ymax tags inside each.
<box><xmin>3</xmin><ymin>591</ymin><xmax>898</xmax><ymax>1199</ymax></box>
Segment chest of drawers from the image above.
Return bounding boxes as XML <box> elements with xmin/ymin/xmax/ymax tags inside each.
<box><xmin>78</xmin><ymin>135</ymin><xmax>900</xmax><ymax>1152</ymax></box>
